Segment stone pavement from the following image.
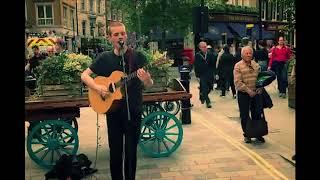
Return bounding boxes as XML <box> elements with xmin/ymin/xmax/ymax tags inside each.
<box><xmin>25</xmin><ymin>68</ymin><xmax>295</xmax><ymax>180</ymax></box>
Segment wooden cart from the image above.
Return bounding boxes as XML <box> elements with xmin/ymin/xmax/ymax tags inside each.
<box><xmin>25</xmin><ymin>79</ymin><xmax>191</xmax><ymax>169</ymax></box>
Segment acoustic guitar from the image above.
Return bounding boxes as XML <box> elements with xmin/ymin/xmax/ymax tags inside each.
<box><xmin>88</xmin><ymin>57</ymin><xmax>169</xmax><ymax>114</ymax></box>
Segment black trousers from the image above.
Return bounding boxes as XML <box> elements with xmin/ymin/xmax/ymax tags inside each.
<box><xmin>106</xmin><ymin>105</ymin><xmax>142</xmax><ymax>180</ymax></box>
<box><xmin>271</xmin><ymin>61</ymin><xmax>288</xmax><ymax>94</ymax></box>
<box><xmin>237</xmin><ymin>91</ymin><xmax>259</xmax><ymax>137</ymax></box>
<box><xmin>199</xmin><ymin>76</ymin><xmax>212</xmax><ymax>104</ymax></box>
<box><xmin>220</xmin><ymin>74</ymin><xmax>236</xmax><ymax>96</ymax></box>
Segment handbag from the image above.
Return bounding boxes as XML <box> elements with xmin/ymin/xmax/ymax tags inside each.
<box><xmin>245</xmin><ymin>112</ymin><xmax>268</xmax><ymax>138</ymax></box>
<box><xmin>256</xmin><ymin>70</ymin><xmax>276</xmax><ymax>88</ymax></box>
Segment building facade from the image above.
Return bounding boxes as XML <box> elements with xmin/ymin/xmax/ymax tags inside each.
<box><xmin>227</xmin><ymin>0</ymin><xmax>296</xmax><ymax>47</ymax></box>
<box><xmin>25</xmin><ymin>0</ymin><xmax>77</xmax><ymax>51</ymax></box>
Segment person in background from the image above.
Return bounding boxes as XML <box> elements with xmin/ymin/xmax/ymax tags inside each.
<box><xmin>55</xmin><ymin>38</ymin><xmax>68</xmax><ymax>55</ymax></box>
<box><xmin>26</xmin><ymin>45</ymin><xmax>46</xmax><ymax>77</ymax></box>
<box><xmin>194</xmin><ymin>41</ymin><xmax>217</xmax><ymax>108</ymax></box>
<box><xmin>268</xmin><ymin>36</ymin><xmax>292</xmax><ymax>98</ymax></box>
<box><xmin>217</xmin><ymin>45</ymin><xmax>236</xmax><ymax>98</ymax></box>
<box><xmin>254</xmin><ymin>40</ymin><xmax>269</xmax><ymax>72</ymax></box>
<box><xmin>46</xmin><ymin>46</ymin><xmax>56</xmax><ymax>57</ymax></box>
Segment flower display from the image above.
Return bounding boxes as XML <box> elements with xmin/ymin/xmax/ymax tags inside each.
<box><xmin>35</xmin><ymin>53</ymin><xmax>92</xmax><ymax>85</ymax></box>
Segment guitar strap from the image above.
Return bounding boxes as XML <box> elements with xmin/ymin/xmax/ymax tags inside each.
<box><xmin>126</xmin><ymin>47</ymin><xmax>134</xmax><ymax>74</ymax></box>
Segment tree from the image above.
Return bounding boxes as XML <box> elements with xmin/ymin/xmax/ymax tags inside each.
<box><xmin>110</xmin><ymin>0</ymin><xmax>200</xmax><ymax>43</ymax></box>
<box><xmin>273</xmin><ymin>0</ymin><xmax>295</xmax><ymax>32</ymax></box>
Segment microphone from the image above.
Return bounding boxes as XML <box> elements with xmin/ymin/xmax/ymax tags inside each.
<box><xmin>119</xmin><ymin>40</ymin><xmax>124</xmax><ymax>48</ymax></box>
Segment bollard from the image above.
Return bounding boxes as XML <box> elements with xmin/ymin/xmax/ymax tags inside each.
<box><xmin>179</xmin><ymin>65</ymin><xmax>192</xmax><ymax>124</ymax></box>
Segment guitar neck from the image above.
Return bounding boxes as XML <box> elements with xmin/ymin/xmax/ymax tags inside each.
<box><xmin>125</xmin><ymin>63</ymin><xmax>153</xmax><ymax>81</ymax></box>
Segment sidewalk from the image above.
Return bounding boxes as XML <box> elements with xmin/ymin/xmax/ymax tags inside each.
<box><xmin>25</xmin><ymin>68</ymin><xmax>295</xmax><ymax>179</ymax></box>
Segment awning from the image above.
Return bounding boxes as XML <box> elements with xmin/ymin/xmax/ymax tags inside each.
<box><xmin>204</xmin><ymin>23</ymin><xmax>233</xmax><ymax>40</ymax></box>
<box><xmin>251</xmin><ymin>25</ymin><xmax>275</xmax><ymax>40</ymax></box>
<box><xmin>226</xmin><ymin>23</ymin><xmax>247</xmax><ymax>38</ymax></box>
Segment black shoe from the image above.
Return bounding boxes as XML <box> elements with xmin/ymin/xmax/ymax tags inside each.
<box><xmin>220</xmin><ymin>94</ymin><xmax>225</xmax><ymax>97</ymax></box>
<box><xmin>292</xmin><ymin>155</ymin><xmax>295</xmax><ymax>161</ymax></box>
<box><xmin>206</xmin><ymin>103</ymin><xmax>212</xmax><ymax>108</ymax></box>
<box><xmin>256</xmin><ymin>137</ymin><xmax>265</xmax><ymax>143</ymax></box>
<box><xmin>244</xmin><ymin>137</ymin><xmax>251</xmax><ymax>143</ymax></box>
<box><xmin>200</xmin><ymin>99</ymin><xmax>205</xmax><ymax>104</ymax></box>
<box><xmin>233</xmin><ymin>95</ymin><xmax>236</xmax><ymax>99</ymax></box>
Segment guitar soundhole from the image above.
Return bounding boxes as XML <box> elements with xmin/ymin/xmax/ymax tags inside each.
<box><xmin>109</xmin><ymin>83</ymin><xmax>115</xmax><ymax>93</ymax></box>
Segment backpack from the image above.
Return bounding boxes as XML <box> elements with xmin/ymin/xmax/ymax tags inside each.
<box><xmin>45</xmin><ymin>153</ymin><xmax>97</xmax><ymax>180</ymax></box>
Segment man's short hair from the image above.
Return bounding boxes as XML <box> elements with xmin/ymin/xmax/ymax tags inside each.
<box><xmin>107</xmin><ymin>22</ymin><xmax>125</xmax><ymax>36</ymax></box>
<box><xmin>241</xmin><ymin>46</ymin><xmax>253</xmax><ymax>57</ymax></box>
<box><xmin>32</xmin><ymin>45</ymin><xmax>39</xmax><ymax>50</ymax></box>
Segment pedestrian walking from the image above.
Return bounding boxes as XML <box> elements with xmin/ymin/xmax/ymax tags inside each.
<box><xmin>217</xmin><ymin>45</ymin><xmax>236</xmax><ymax>98</ymax></box>
<box><xmin>194</xmin><ymin>41</ymin><xmax>217</xmax><ymax>108</ymax></box>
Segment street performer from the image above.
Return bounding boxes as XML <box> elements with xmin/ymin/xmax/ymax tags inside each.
<box><xmin>81</xmin><ymin>22</ymin><xmax>153</xmax><ymax>180</ymax></box>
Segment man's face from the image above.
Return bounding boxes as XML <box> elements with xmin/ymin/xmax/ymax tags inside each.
<box><xmin>47</xmin><ymin>47</ymin><xmax>55</xmax><ymax>57</ymax></box>
<box><xmin>278</xmin><ymin>37</ymin><xmax>284</xmax><ymax>46</ymax></box>
<box><xmin>199</xmin><ymin>42</ymin><xmax>207</xmax><ymax>53</ymax></box>
<box><xmin>108</xmin><ymin>25</ymin><xmax>127</xmax><ymax>49</ymax></box>
<box><xmin>33</xmin><ymin>48</ymin><xmax>39</xmax><ymax>55</ymax></box>
<box><xmin>242</xmin><ymin>48</ymin><xmax>253</xmax><ymax>63</ymax></box>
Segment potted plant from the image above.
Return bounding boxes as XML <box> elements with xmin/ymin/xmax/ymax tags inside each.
<box><xmin>34</xmin><ymin>53</ymin><xmax>92</xmax><ymax>97</ymax></box>
<box><xmin>138</xmin><ymin>48</ymin><xmax>174</xmax><ymax>92</ymax></box>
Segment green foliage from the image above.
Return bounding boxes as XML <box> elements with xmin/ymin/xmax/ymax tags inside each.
<box><xmin>136</xmin><ymin>47</ymin><xmax>173</xmax><ymax>79</ymax></box>
<box><xmin>207</xmin><ymin>3</ymin><xmax>258</xmax><ymax>14</ymax></box>
<box><xmin>35</xmin><ymin>54</ymin><xmax>92</xmax><ymax>85</ymax></box>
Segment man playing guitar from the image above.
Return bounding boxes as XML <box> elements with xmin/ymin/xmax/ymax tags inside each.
<box><xmin>81</xmin><ymin>22</ymin><xmax>153</xmax><ymax>180</ymax></box>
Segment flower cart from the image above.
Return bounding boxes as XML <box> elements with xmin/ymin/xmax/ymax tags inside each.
<box><xmin>25</xmin><ymin>51</ymin><xmax>192</xmax><ymax>169</ymax></box>
<box><xmin>25</xmin><ymin>53</ymin><xmax>92</xmax><ymax>169</ymax></box>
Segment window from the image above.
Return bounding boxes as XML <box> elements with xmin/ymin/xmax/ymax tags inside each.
<box><xmin>107</xmin><ymin>6</ymin><xmax>111</xmax><ymax>20</ymax></box>
<box><xmin>36</xmin><ymin>4</ymin><xmax>53</xmax><ymax>25</ymax></box>
<box><xmin>70</xmin><ymin>9</ymin><xmax>74</xmax><ymax>30</ymax></box>
<box><xmin>117</xmin><ymin>10</ymin><xmax>122</xmax><ymax>21</ymax></box>
<box><xmin>90</xmin><ymin>19</ymin><xmax>95</xmax><ymax>36</ymax></box>
<box><xmin>97</xmin><ymin>0</ymin><xmax>101</xmax><ymax>14</ymax></box>
<box><xmin>90</xmin><ymin>0</ymin><xmax>94</xmax><ymax>13</ymax></box>
<box><xmin>283</xmin><ymin>3</ymin><xmax>288</xmax><ymax>21</ymax></box>
<box><xmin>277</xmin><ymin>1</ymin><xmax>283</xmax><ymax>21</ymax></box>
<box><xmin>81</xmin><ymin>0</ymin><xmax>85</xmax><ymax>11</ymax></box>
<box><xmin>112</xmin><ymin>9</ymin><xmax>116</xmax><ymax>20</ymax></box>
<box><xmin>63</xmin><ymin>6</ymin><xmax>68</xmax><ymax>27</ymax></box>
<box><xmin>82</xmin><ymin>21</ymin><xmax>86</xmax><ymax>36</ymax></box>
<box><xmin>267</xmin><ymin>1</ymin><xmax>273</xmax><ymax>20</ymax></box>
<box><xmin>25</xmin><ymin>1</ymin><xmax>27</xmax><ymax>20</ymax></box>
<box><xmin>272</xmin><ymin>1</ymin><xmax>277</xmax><ymax>20</ymax></box>
<box><xmin>261</xmin><ymin>1</ymin><xmax>266</xmax><ymax>20</ymax></box>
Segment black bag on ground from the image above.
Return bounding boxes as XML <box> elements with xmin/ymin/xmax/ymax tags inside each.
<box><xmin>45</xmin><ymin>153</ymin><xmax>98</xmax><ymax>180</ymax></box>
<box><xmin>245</xmin><ymin>112</ymin><xmax>268</xmax><ymax>138</ymax></box>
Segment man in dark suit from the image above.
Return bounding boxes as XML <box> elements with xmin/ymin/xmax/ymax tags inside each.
<box><xmin>194</xmin><ymin>41</ymin><xmax>217</xmax><ymax>108</ymax></box>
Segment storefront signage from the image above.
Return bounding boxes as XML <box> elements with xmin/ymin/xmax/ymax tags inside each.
<box><xmin>209</xmin><ymin>13</ymin><xmax>258</xmax><ymax>23</ymax></box>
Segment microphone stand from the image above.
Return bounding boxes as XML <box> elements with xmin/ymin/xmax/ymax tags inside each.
<box><xmin>120</xmin><ymin>45</ymin><xmax>131</xmax><ymax>122</ymax></box>
<box><xmin>119</xmin><ymin>44</ymin><xmax>131</xmax><ymax>179</ymax></box>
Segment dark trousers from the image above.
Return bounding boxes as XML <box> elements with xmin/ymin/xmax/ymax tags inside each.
<box><xmin>237</xmin><ymin>91</ymin><xmax>259</xmax><ymax>137</ymax></box>
<box><xmin>106</xmin><ymin>107</ymin><xmax>142</xmax><ymax>180</ymax></box>
<box><xmin>199</xmin><ymin>76</ymin><xmax>212</xmax><ymax>104</ymax></box>
<box><xmin>220</xmin><ymin>75</ymin><xmax>236</xmax><ymax>96</ymax></box>
<box><xmin>271</xmin><ymin>61</ymin><xmax>288</xmax><ymax>94</ymax></box>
